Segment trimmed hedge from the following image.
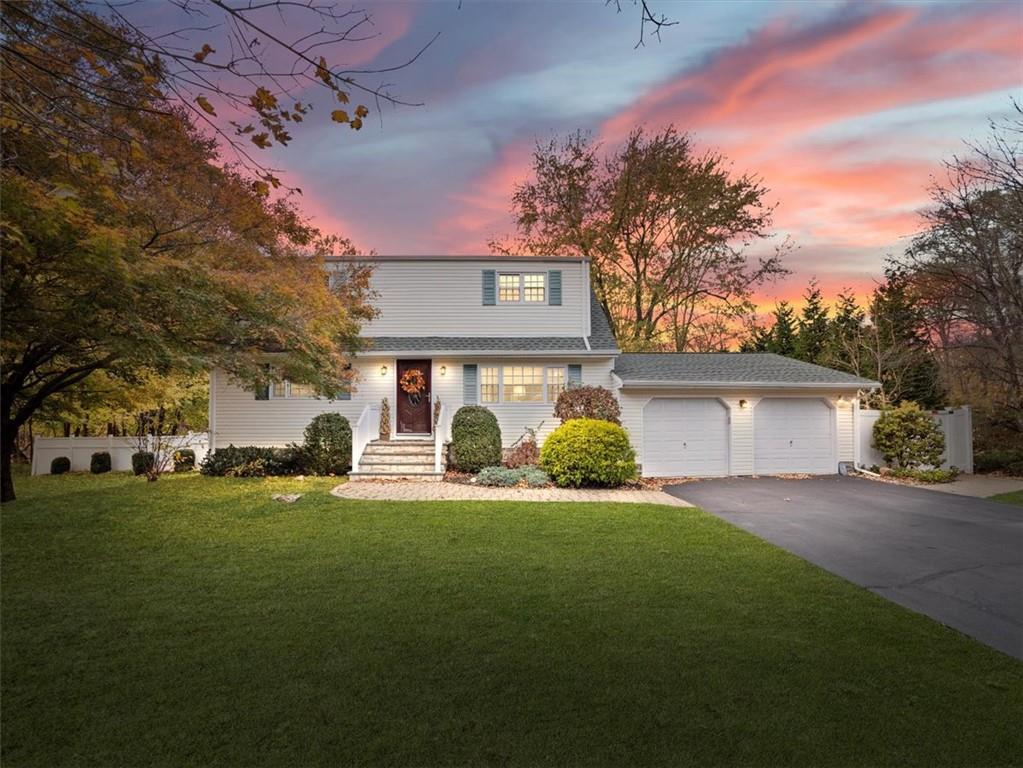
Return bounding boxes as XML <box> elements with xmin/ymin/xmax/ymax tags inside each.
<box><xmin>887</xmin><ymin>466</ymin><xmax>960</xmax><ymax>483</ymax></box>
<box><xmin>50</xmin><ymin>456</ymin><xmax>71</xmax><ymax>475</ymax></box>
<box><xmin>132</xmin><ymin>452</ymin><xmax>155</xmax><ymax>477</ymax></box>
<box><xmin>90</xmin><ymin>452</ymin><xmax>111</xmax><ymax>474</ymax></box>
<box><xmin>200</xmin><ymin>445</ymin><xmax>307</xmax><ymax>477</ymax></box>
<box><xmin>553</xmin><ymin>385</ymin><xmax>621</xmax><ymax>425</ymax></box>
<box><xmin>539</xmin><ymin>418</ymin><xmax>636</xmax><ymax>488</ymax></box>
<box><xmin>303</xmin><ymin>413</ymin><xmax>352</xmax><ymax>475</ymax></box>
<box><xmin>450</xmin><ymin>406</ymin><xmax>502</xmax><ymax>472</ymax></box>
<box><xmin>173</xmin><ymin>449</ymin><xmax>196</xmax><ymax>472</ymax></box>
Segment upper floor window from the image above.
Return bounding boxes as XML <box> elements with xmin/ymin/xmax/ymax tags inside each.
<box><xmin>498</xmin><ymin>273</ymin><xmax>546</xmax><ymax>303</ymax></box>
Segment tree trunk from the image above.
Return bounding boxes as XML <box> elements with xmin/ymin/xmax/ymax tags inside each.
<box><xmin>1</xmin><ymin>421</ymin><xmax>16</xmax><ymax>503</ymax></box>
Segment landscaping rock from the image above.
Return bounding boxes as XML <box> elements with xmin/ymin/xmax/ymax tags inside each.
<box><xmin>271</xmin><ymin>493</ymin><xmax>302</xmax><ymax>503</ymax></box>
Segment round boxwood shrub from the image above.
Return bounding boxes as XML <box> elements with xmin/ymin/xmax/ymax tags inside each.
<box><xmin>173</xmin><ymin>449</ymin><xmax>196</xmax><ymax>472</ymax></box>
<box><xmin>50</xmin><ymin>456</ymin><xmax>71</xmax><ymax>475</ymax></box>
<box><xmin>131</xmin><ymin>451</ymin><xmax>155</xmax><ymax>477</ymax></box>
<box><xmin>303</xmin><ymin>413</ymin><xmax>352</xmax><ymax>475</ymax></box>
<box><xmin>90</xmin><ymin>451</ymin><xmax>112</xmax><ymax>474</ymax></box>
<box><xmin>450</xmin><ymin>406</ymin><xmax>502</xmax><ymax>472</ymax></box>
<box><xmin>873</xmin><ymin>402</ymin><xmax>944</xmax><ymax>469</ymax></box>
<box><xmin>539</xmin><ymin>418</ymin><xmax>637</xmax><ymax>488</ymax></box>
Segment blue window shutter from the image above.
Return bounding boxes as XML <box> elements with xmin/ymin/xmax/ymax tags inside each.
<box><xmin>463</xmin><ymin>364</ymin><xmax>478</xmax><ymax>404</ymax></box>
<box><xmin>478</xmin><ymin>272</ymin><xmax>495</xmax><ymax>304</ymax></box>
<box><xmin>482</xmin><ymin>270</ymin><xmax>496</xmax><ymax>305</ymax></box>
<box><xmin>548</xmin><ymin>270</ymin><xmax>562</xmax><ymax>306</ymax></box>
<box><xmin>567</xmin><ymin>364</ymin><xmax>582</xmax><ymax>386</ymax></box>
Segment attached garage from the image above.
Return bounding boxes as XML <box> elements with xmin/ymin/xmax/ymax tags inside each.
<box><xmin>613</xmin><ymin>353</ymin><xmax>878</xmax><ymax>478</ymax></box>
<box><xmin>642</xmin><ymin>398</ymin><xmax>729</xmax><ymax>477</ymax></box>
<box><xmin>753</xmin><ymin>398</ymin><xmax>835</xmax><ymax>475</ymax></box>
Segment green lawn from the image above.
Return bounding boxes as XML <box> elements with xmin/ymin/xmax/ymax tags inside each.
<box><xmin>3</xmin><ymin>472</ymin><xmax>1021</xmax><ymax>767</ymax></box>
<box><xmin>989</xmin><ymin>489</ymin><xmax>1023</xmax><ymax>507</ymax></box>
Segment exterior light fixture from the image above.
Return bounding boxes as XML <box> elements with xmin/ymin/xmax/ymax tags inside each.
<box><xmin>440</xmin><ymin>365</ymin><xmax>447</xmax><ymax>376</ymax></box>
<box><xmin>739</xmin><ymin>399</ymin><xmax>748</xmax><ymax>409</ymax></box>
<box><xmin>380</xmin><ymin>365</ymin><xmax>388</xmax><ymax>376</ymax></box>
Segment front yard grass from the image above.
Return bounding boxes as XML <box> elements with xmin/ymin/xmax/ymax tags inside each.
<box><xmin>3</xmin><ymin>472</ymin><xmax>1021</xmax><ymax>767</ymax></box>
<box><xmin>989</xmin><ymin>489</ymin><xmax>1023</xmax><ymax>507</ymax></box>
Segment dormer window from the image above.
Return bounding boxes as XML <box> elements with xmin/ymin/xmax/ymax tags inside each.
<box><xmin>498</xmin><ymin>273</ymin><xmax>546</xmax><ymax>303</ymax></box>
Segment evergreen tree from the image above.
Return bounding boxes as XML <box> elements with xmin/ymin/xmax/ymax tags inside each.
<box><xmin>866</xmin><ymin>272</ymin><xmax>944</xmax><ymax>407</ymax></box>
<box><xmin>795</xmin><ymin>279</ymin><xmax>829</xmax><ymax>363</ymax></box>
<box><xmin>825</xmin><ymin>291</ymin><xmax>866</xmax><ymax>374</ymax></box>
<box><xmin>740</xmin><ymin>323</ymin><xmax>773</xmax><ymax>352</ymax></box>
<box><xmin>770</xmin><ymin>301</ymin><xmax>799</xmax><ymax>357</ymax></box>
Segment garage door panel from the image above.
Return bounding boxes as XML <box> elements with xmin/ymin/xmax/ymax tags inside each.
<box><xmin>754</xmin><ymin>398</ymin><xmax>834</xmax><ymax>475</ymax></box>
<box><xmin>643</xmin><ymin>398</ymin><xmax>729</xmax><ymax>478</ymax></box>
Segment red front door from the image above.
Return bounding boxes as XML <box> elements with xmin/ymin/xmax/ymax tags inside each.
<box><xmin>395</xmin><ymin>359</ymin><xmax>432</xmax><ymax>434</ymax></box>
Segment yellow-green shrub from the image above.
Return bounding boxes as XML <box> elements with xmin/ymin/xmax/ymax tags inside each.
<box><xmin>539</xmin><ymin>418</ymin><xmax>636</xmax><ymax>487</ymax></box>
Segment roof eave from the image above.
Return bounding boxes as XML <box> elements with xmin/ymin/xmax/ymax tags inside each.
<box><xmin>616</xmin><ymin>379</ymin><xmax>880</xmax><ymax>390</ymax></box>
<box><xmin>356</xmin><ymin>348</ymin><xmax>618</xmax><ymax>358</ymax></box>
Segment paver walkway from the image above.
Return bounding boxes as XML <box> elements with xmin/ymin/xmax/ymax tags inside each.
<box><xmin>331</xmin><ymin>481</ymin><xmax>690</xmax><ymax>506</ymax></box>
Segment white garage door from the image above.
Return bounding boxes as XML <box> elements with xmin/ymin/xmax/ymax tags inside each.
<box><xmin>754</xmin><ymin>398</ymin><xmax>835</xmax><ymax>475</ymax></box>
<box><xmin>643</xmin><ymin>398</ymin><xmax>729</xmax><ymax>477</ymax></box>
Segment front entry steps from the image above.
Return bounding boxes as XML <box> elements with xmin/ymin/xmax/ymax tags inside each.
<box><xmin>349</xmin><ymin>439</ymin><xmax>445</xmax><ymax>482</ymax></box>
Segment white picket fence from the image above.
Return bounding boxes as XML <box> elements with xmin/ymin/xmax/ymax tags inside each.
<box><xmin>857</xmin><ymin>407</ymin><xmax>973</xmax><ymax>473</ymax></box>
<box><xmin>31</xmin><ymin>433</ymin><xmax>209</xmax><ymax>475</ymax></box>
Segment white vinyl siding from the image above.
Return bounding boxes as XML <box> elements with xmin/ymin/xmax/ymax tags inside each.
<box><xmin>349</xmin><ymin>260</ymin><xmax>586</xmax><ymax>337</ymax></box>
<box><xmin>211</xmin><ymin>357</ymin><xmax>616</xmax><ymax>450</ymax></box>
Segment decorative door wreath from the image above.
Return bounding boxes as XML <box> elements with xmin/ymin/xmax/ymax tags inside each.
<box><xmin>399</xmin><ymin>368</ymin><xmax>427</xmax><ymax>406</ymax></box>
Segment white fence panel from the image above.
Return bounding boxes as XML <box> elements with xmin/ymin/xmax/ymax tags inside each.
<box><xmin>857</xmin><ymin>407</ymin><xmax>973</xmax><ymax>473</ymax></box>
<box><xmin>32</xmin><ymin>433</ymin><xmax>209</xmax><ymax>475</ymax></box>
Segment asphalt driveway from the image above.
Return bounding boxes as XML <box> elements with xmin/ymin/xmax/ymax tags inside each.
<box><xmin>666</xmin><ymin>475</ymin><xmax>1023</xmax><ymax>659</ymax></box>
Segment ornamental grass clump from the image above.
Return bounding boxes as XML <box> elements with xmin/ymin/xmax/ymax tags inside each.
<box><xmin>173</xmin><ymin>449</ymin><xmax>196</xmax><ymax>472</ymax></box>
<box><xmin>450</xmin><ymin>406</ymin><xmax>502</xmax><ymax>472</ymax></box>
<box><xmin>540</xmin><ymin>418</ymin><xmax>636</xmax><ymax>488</ymax></box>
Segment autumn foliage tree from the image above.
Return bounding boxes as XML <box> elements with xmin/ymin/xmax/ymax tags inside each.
<box><xmin>496</xmin><ymin>127</ymin><xmax>786</xmax><ymax>351</ymax></box>
<box><xmin>0</xmin><ymin>8</ymin><xmax>375</xmax><ymax>501</ymax></box>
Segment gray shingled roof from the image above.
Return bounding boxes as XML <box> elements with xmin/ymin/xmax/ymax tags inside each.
<box><xmin>362</xmin><ymin>289</ymin><xmax>619</xmax><ymax>355</ymax></box>
<box><xmin>614</xmin><ymin>353</ymin><xmax>877</xmax><ymax>387</ymax></box>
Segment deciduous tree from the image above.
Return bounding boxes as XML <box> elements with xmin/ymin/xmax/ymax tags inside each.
<box><xmin>0</xmin><ymin>10</ymin><xmax>375</xmax><ymax>501</ymax></box>
<box><xmin>495</xmin><ymin>127</ymin><xmax>787</xmax><ymax>351</ymax></box>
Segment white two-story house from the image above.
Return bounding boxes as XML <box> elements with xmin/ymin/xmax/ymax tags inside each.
<box><xmin>209</xmin><ymin>255</ymin><xmax>877</xmax><ymax>479</ymax></box>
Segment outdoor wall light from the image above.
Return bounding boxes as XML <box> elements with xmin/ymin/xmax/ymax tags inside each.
<box><xmin>739</xmin><ymin>399</ymin><xmax>748</xmax><ymax>409</ymax></box>
<box><xmin>440</xmin><ymin>365</ymin><xmax>447</xmax><ymax>376</ymax></box>
<box><xmin>380</xmin><ymin>365</ymin><xmax>388</xmax><ymax>376</ymax></box>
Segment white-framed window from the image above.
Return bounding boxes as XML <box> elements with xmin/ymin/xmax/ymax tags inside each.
<box><xmin>504</xmin><ymin>366</ymin><xmax>544</xmax><ymax>402</ymax></box>
<box><xmin>497</xmin><ymin>273</ymin><xmax>546</xmax><ymax>303</ymax></box>
<box><xmin>498</xmin><ymin>273</ymin><xmax>521</xmax><ymax>302</ymax></box>
<box><xmin>270</xmin><ymin>380</ymin><xmax>317</xmax><ymax>399</ymax></box>
<box><xmin>481</xmin><ymin>366</ymin><xmax>499</xmax><ymax>404</ymax></box>
<box><xmin>546</xmin><ymin>366</ymin><xmax>565</xmax><ymax>402</ymax></box>
<box><xmin>478</xmin><ymin>365</ymin><xmax>568</xmax><ymax>403</ymax></box>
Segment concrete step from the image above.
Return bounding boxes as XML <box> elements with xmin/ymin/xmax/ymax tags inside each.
<box><xmin>363</xmin><ymin>441</ymin><xmax>436</xmax><ymax>456</ymax></box>
<box><xmin>356</xmin><ymin>464</ymin><xmax>440</xmax><ymax>474</ymax></box>
<box><xmin>348</xmin><ymin>470</ymin><xmax>444</xmax><ymax>482</ymax></box>
<box><xmin>360</xmin><ymin>454</ymin><xmax>442</xmax><ymax>466</ymax></box>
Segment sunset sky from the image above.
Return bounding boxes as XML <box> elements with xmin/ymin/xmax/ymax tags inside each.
<box><xmin>151</xmin><ymin>0</ymin><xmax>1022</xmax><ymax>311</ymax></box>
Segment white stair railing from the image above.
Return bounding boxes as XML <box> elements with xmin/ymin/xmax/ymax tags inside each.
<box><xmin>352</xmin><ymin>404</ymin><xmax>379</xmax><ymax>473</ymax></box>
<box><xmin>434</xmin><ymin>402</ymin><xmax>451</xmax><ymax>473</ymax></box>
